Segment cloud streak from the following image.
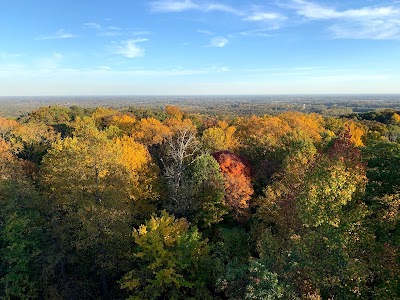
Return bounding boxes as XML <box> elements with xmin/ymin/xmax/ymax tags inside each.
<box><xmin>150</xmin><ymin>1</ymin><xmax>287</xmax><ymax>32</ymax></box>
<box><xmin>293</xmin><ymin>0</ymin><xmax>400</xmax><ymax>20</ymax></box>
<box><xmin>83</xmin><ymin>22</ymin><xmax>122</xmax><ymax>36</ymax></box>
<box><xmin>150</xmin><ymin>0</ymin><xmax>199</xmax><ymax>12</ymax></box>
<box><xmin>150</xmin><ymin>0</ymin><xmax>243</xmax><ymax>15</ymax></box>
<box><xmin>209</xmin><ymin>37</ymin><xmax>229</xmax><ymax>47</ymax></box>
<box><xmin>291</xmin><ymin>0</ymin><xmax>400</xmax><ymax>40</ymax></box>
<box><xmin>37</xmin><ymin>29</ymin><xmax>77</xmax><ymax>40</ymax></box>
<box><xmin>244</xmin><ymin>12</ymin><xmax>286</xmax><ymax>22</ymax></box>
<box><xmin>114</xmin><ymin>38</ymin><xmax>148</xmax><ymax>58</ymax></box>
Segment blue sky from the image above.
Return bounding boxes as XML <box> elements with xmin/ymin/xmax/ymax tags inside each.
<box><xmin>1</xmin><ymin>0</ymin><xmax>400</xmax><ymax>95</ymax></box>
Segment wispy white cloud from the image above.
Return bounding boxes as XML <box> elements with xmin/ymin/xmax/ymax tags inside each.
<box><xmin>150</xmin><ymin>1</ymin><xmax>288</xmax><ymax>32</ymax></box>
<box><xmin>131</xmin><ymin>31</ymin><xmax>151</xmax><ymax>36</ymax></box>
<box><xmin>209</xmin><ymin>37</ymin><xmax>229</xmax><ymax>47</ymax></box>
<box><xmin>205</xmin><ymin>3</ymin><xmax>243</xmax><ymax>16</ymax></box>
<box><xmin>291</xmin><ymin>0</ymin><xmax>400</xmax><ymax>40</ymax></box>
<box><xmin>84</xmin><ymin>22</ymin><xmax>150</xmax><ymax>38</ymax></box>
<box><xmin>243</xmin><ymin>11</ymin><xmax>287</xmax><ymax>30</ymax></box>
<box><xmin>84</xmin><ymin>22</ymin><xmax>122</xmax><ymax>36</ymax></box>
<box><xmin>83</xmin><ymin>22</ymin><xmax>102</xmax><ymax>30</ymax></box>
<box><xmin>329</xmin><ymin>21</ymin><xmax>400</xmax><ymax>40</ymax></box>
<box><xmin>36</xmin><ymin>29</ymin><xmax>76</xmax><ymax>40</ymax></box>
<box><xmin>150</xmin><ymin>0</ymin><xmax>199</xmax><ymax>12</ymax></box>
<box><xmin>150</xmin><ymin>0</ymin><xmax>242</xmax><ymax>15</ymax></box>
<box><xmin>239</xmin><ymin>28</ymin><xmax>278</xmax><ymax>37</ymax></box>
<box><xmin>244</xmin><ymin>12</ymin><xmax>286</xmax><ymax>22</ymax></box>
<box><xmin>114</xmin><ymin>38</ymin><xmax>148</xmax><ymax>58</ymax></box>
<box><xmin>293</xmin><ymin>0</ymin><xmax>400</xmax><ymax>20</ymax></box>
<box><xmin>197</xmin><ymin>29</ymin><xmax>214</xmax><ymax>35</ymax></box>
<box><xmin>209</xmin><ymin>65</ymin><xmax>230</xmax><ymax>72</ymax></box>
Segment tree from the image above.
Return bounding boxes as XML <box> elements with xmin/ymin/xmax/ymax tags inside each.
<box><xmin>278</xmin><ymin>112</ymin><xmax>325</xmax><ymax>142</ymax></box>
<box><xmin>212</xmin><ymin>151</ymin><xmax>254</xmax><ymax>220</ymax></box>
<box><xmin>40</xmin><ymin>117</ymin><xmax>158</xmax><ymax>298</ymax></box>
<box><xmin>189</xmin><ymin>154</ymin><xmax>228</xmax><ymax>227</ymax></box>
<box><xmin>201</xmin><ymin>121</ymin><xmax>238</xmax><ymax>153</ymax></box>
<box><xmin>245</xmin><ymin>260</ymin><xmax>294</xmax><ymax>300</ymax></box>
<box><xmin>161</xmin><ymin>124</ymin><xmax>199</xmax><ymax>218</ymax></box>
<box><xmin>0</xmin><ymin>116</ymin><xmax>57</xmax><ymax>164</ymax></box>
<box><xmin>110</xmin><ymin>114</ymin><xmax>136</xmax><ymax>135</ymax></box>
<box><xmin>364</xmin><ymin>141</ymin><xmax>400</xmax><ymax>198</ymax></box>
<box><xmin>91</xmin><ymin>107</ymin><xmax>119</xmax><ymax>129</ymax></box>
<box><xmin>235</xmin><ymin>115</ymin><xmax>291</xmax><ymax>162</ymax></box>
<box><xmin>132</xmin><ymin>117</ymin><xmax>172</xmax><ymax>146</ymax></box>
<box><xmin>257</xmin><ymin>131</ymin><xmax>371</xmax><ymax>298</ymax></box>
<box><xmin>165</xmin><ymin>105</ymin><xmax>184</xmax><ymax>120</ymax></box>
<box><xmin>120</xmin><ymin>211</ymin><xmax>210</xmax><ymax>300</ymax></box>
<box><xmin>343</xmin><ymin>120</ymin><xmax>366</xmax><ymax>147</ymax></box>
<box><xmin>0</xmin><ymin>140</ymin><xmax>44</xmax><ymax>299</ymax></box>
<box><xmin>363</xmin><ymin>141</ymin><xmax>400</xmax><ymax>298</ymax></box>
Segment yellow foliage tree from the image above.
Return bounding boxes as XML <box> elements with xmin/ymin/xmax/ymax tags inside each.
<box><xmin>391</xmin><ymin>113</ymin><xmax>400</xmax><ymax>125</ymax></box>
<box><xmin>41</xmin><ymin>118</ymin><xmax>159</xmax><ymax>288</ymax></box>
<box><xmin>91</xmin><ymin>107</ymin><xmax>119</xmax><ymax>128</ymax></box>
<box><xmin>164</xmin><ymin>117</ymin><xmax>196</xmax><ymax>135</ymax></box>
<box><xmin>279</xmin><ymin>112</ymin><xmax>325</xmax><ymax>142</ymax></box>
<box><xmin>133</xmin><ymin>117</ymin><xmax>172</xmax><ymax>146</ymax></box>
<box><xmin>201</xmin><ymin>121</ymin><xmax>238</xmax><ymax>152</ymax></box>
<box><xmin>344</xmin><ymin>120</ymin><xmax>366</xmax><ymax>147</ymax></box>
<box><xmin>110</xmin><ymin>114</ymin><xmax>136</xmax><ymax>134</ymax></box>
<box><xmin>165</xmin><ymin>105</ymin><xmax>184</xmax><ymax>120</ymax></box>
<box><xmin>236</xmin><ymin>115</ymin><xmax>291</xmax><ymax>149</ymax></box>
<box><xmin>0</xmin><ymin>116</ymin><xmax>57</xmax><ymax>163</ymax></box>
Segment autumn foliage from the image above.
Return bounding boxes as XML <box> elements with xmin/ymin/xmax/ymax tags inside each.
<box><xmin>1</xmin><ymin>105</ymin><xmax>400</xmax><ymax>299</ymax></box>
<box><xmin>212</xmin><ymin>151</ymin><xmax>253</xmax><ymax>219</ymax></box>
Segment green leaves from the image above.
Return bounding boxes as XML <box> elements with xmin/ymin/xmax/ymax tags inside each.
<box><xmin>190</xmin><ymin>154</ymin><xmax>227</xmax><ymax>227</ymax></box>
<box><xmin>121</xmin><ymin>211</ymin><xmax>210</xmax><ymax>299</ymax></box>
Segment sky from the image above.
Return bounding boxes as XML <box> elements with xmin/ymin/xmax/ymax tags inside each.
<box><xmin>1</xmin><ymin>0</ymin><xmax>400</xmax><ymax>96</ymax></box>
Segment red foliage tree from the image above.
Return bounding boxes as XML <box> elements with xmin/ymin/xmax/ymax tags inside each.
<box><xmin>212</xmin><ymin>151</ymin><xmax>254</xmax><ymax>220</ymax></box>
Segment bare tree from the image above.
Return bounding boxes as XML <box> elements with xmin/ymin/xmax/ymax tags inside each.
<box><xmin>161</xmin><ymin>127</ymin><xmax>199</xmax><ymax>217</ymax></box>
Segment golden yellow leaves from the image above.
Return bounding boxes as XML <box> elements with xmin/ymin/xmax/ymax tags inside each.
<box><xmin>41</xmin><ymin>118</ymin><xmax>155</xmax><ymax>204</ymax></box>
<box><xmin>133</xmin><ymin>118</ymin><xmax>172</xmax><ymax>146</ymax></box>
<box><xmin>202</xmin><ymin>121</ymin><xmax>238</xmax><ymax>152</ymax></box>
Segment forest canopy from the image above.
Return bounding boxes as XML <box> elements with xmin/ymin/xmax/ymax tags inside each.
<box><xmin>0</xmin><ymin>105</ymin><xmax>399</xmax><ymax>299</ymax></box>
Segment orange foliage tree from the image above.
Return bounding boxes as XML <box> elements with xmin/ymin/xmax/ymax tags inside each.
<box><xmin>212</xmin><ymin>151</ymin><xmax>253</xmax><ymax>220</ymax></box>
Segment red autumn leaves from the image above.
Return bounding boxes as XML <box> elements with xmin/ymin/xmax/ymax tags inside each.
<box><xmin>212</xmin><ymin>151</ymin><xmax>254</xmax><ymax>219</ymax></box>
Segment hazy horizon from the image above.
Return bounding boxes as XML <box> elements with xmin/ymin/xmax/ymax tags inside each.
<box><xmin>2</xmin><ymin>93</ymin><xmax>400</xmax><ymax>98</ymax></box>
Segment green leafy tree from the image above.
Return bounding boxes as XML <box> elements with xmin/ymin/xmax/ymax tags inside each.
<box><xmin>121</xmin><ymin>211</ymin><xmax>210</xmax><ymax>300</ymax></box>
<box><xmin>189</xmin><ymin>154</ymin><xmax>228</xmax><ymax>227</ymax></box>
<box><xmin>257</xmin><ymin>131</ymin><xmax>372</xmax><ymax>298</ymax></box>
<box><xmin>245</xmin><ymin>260</ymin><xmax>295</xmax><ymax>300</ymax></box>
<box><xmin>0</xmin><ymin>142</ymin><xmax>44</xmax><ymax>299</ymax></box>
<box><xmin>363</xmin><ymin>141</ymin><xmax>400</xmax><ymax>298</ymax></box>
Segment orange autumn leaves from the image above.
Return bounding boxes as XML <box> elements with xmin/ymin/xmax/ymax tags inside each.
<box><xmin>213</xmin><ymin>151</ymin><xmax>254</xmax><ymax>219</ymax></box>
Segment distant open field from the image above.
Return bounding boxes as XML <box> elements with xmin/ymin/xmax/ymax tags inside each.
<box><xmin>1</xmin><ymin>94</ymin><xmax>400</xmax><ymax>118</ymax></box>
